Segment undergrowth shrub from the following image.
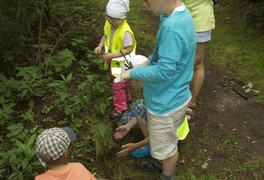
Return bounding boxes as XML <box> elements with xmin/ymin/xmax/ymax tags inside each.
<box><xmin>0</xmin><ymin>0</ymin><xmax>118</xmax><ymax>179</ymax></box>
<box><xmin>231</xmin><ymin>0</ymin><xmax>264</xmax><ymax>30</ymax></box>
<box><xmin>90</xmin><ymin>120</ymin><xmax>116</xmax><ymax>157</ymax></box>
<box><xmin>0</xmin><ymin>123</ymin><xmax>40</xmax><ymax>179</ymax></box>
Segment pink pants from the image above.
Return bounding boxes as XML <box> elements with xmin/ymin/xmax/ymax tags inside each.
<box><xmin>112</xmin><ymin>81</ymin><xmax>131</xmax><ymax>112</ymax></box>
<box><xmin>108</xmin><ymin>60</ymin><xmax>132</xmax><ymax>112</ymax></box>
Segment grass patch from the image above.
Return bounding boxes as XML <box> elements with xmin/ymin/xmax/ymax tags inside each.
<box><xmin>209</xmin><ymin>4</ymin><xmax>264</xmax><ymax>103</ymax></box>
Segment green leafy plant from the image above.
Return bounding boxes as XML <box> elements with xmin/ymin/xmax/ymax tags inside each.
<box><xmin>16</xmin><ymin>66</ymin><xmax>44</xmax><ymax>98</ymax></box>
<box><xmin>243</xmin><ymin>82</ymin><xmax>253</xmax><ymax>93</ymax></box>
<box><xmin>0</xmin><ymin>124</ymin><xmax>40</xmax><ymax>179</ymax></box>
<box><xmin>90</xmin><ymin>121</ymin><xmax>116</xmax><ymax>157</ymax></box>
<box><xmin>0</xmin><ymin>96</ymin><xmax>16</xmax><ymax>125</ymax></box>
<box><xmin>47</xmin><ymin>73</ymin><xmax>73</xmax><ymax>102</ymax></box>
<box><xmin>21</xmin><ymin>108</ymin><xmax>35</xmax><ymax>122</ymax></box>
<box><xmin>0</xmin><ymin>67</ymin><xmax>44</xmax><ymax>100</ymax></box>
<box><xmin>45</xmin><ymin>49</ymin><xmax>76</xmax><ymax>73</ymax></box>
<box><xmin>0</xmin><ymin>73</ymin><xmax>20</xmax><ymax>99</ymax></box>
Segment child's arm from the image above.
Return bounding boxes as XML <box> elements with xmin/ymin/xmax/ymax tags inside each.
<box><xmin>103</xmin><ymin>45</ymin><xmax>133</xmax><ymax>62</ymax></box>
<box><xmin>114</xmin><ymin>117</ymin><xmax>137</xmax><ymax>139</ymax></box>
<box><xmin>116</xmin><ymin>137</ymin><xmax>149</xmax><ymax>157</ymax></box>
<box><xmin>94</xmin><ymin>35</ymin><xmax>106</xmax><ymax>55</ymax></box>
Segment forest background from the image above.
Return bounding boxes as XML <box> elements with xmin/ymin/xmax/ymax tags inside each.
<box><xmin>0</xmin><ymin>0</ymin><xmax>263</xmax><ymax>179</ymax></box>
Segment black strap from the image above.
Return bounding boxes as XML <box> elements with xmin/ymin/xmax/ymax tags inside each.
<box><xmin>120</xmin><ymin>50</ymin><xmax>133</xmax><ymax>69</ymax></box>
<box><xmin>212</xmin><ymin>0</ymin><xmax>219</xmax><ymax>5</ymax></box>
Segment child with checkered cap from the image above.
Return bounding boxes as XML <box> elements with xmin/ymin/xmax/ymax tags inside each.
<box><xmin>35</xmin><ymin>127</ymin><xmax>96</xmax><ymax>180</ymax></box>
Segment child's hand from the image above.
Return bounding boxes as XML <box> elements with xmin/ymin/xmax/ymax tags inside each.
<box><xmin>116</xmin><ymin>143</ymin><xmax>136</xmax><ymax>157</ymax></box>
<box><xmin>103</xmin><ymin>53</ymin><xmax>113</xmax><ymax>62</ymax></box>
<box><xmin>94</xmin><ymin>46</ymin><xmax>102</xmax><ymax>55</ymax></box>
<box><xmin>120</xmin><ymin>70</ymin><xmax>131</xmax><ymax>81</ymax></box>
<box><xmin>114</xmin><ymin>125</ymin><xmax>130</xmax><ymax>139</ymax></box>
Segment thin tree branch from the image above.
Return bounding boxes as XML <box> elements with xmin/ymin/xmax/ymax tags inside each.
<box><xmin>44</xmin><ymin>31</ymin><xmax>70</xmax><ymax>75</ymax></box>
<box><xmin>36</xmin><ymin>0</ymin><xmax>45</xmax><ymax>65</ymax></box>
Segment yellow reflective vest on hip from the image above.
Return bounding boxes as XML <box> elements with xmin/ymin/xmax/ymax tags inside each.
<box><xmin>104</xmin><ymin>20</ymin><xmax>137</xmax><ymax>77</ymax></box>
<box><xmin>177</xmin><ymin>116</ymin><xmax>190</xmax><ymax>140</ymax></box>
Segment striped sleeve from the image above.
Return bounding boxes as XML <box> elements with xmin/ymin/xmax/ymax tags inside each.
<box><xmin>123</xmin><ymin>31</ymin><xmax>133</xmax><ymax>47</ymax></box>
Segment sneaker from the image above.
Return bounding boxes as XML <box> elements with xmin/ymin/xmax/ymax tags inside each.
<box><xmin>159</xmin><ymin>174</ymin><xmax>175</xmax><ymax>180</ymax></box>
<box><xmin>139</xmin><ymin>158</ymin><xmax>163</xmax><ymax>172</ymax></box>
<box><xmin>108</xmin><ymin>109</ymin><xmax>123</xmax><ymax>119</ymax></box>
<box><xmin>130</xmin><ymin>145</ymin><xmax>150</xmax><ymax>158</ymax></box>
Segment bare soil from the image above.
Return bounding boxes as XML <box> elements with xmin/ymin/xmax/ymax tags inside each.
<box><xmin>200</xmin><ymin>59</ymin><xmax>264</xmax><ymax>156</ymax></box>
<box><xmin>183</xmin><ymin>59</ymin><xmax>264</xmax><ymax>178</ymax></box>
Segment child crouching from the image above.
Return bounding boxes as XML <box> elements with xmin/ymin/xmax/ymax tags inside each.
<box><xmin>35</xmin><ymin>127</ymin><xmax>96</xmax><ymax>180</ymax></box>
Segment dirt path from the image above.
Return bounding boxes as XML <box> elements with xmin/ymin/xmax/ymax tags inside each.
<box><xmin>200</xmin><ymin>59</ymin><xmax>264</xmax><ymax>156</ymax></box>
<box><xmin>186</xmin><ymin>59</ymin><xmax>264</xmax><ymax>178</ymax></box>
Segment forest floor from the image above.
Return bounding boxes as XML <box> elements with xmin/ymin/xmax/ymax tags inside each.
<box><xmin>184</xmin><ymin>59</ymin><xmax>264</xmax><ymax>179</ymax></box>
<box><xmin>97</xmin><ymin>59</ymin><xmax>264</xmax><ymax>180</ymax></box>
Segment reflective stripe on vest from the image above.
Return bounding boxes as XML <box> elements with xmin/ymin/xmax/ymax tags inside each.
<box><xmin>111</xmin><ymin>52</ymin><xmax>135</xmax><ymax>77</ymax></box>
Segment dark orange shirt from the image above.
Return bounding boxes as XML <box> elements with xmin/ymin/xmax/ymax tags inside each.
<box><xmin>35</xmin><ymin>163</ymin><xmax>97</xmax><ymax>180</ymax></box>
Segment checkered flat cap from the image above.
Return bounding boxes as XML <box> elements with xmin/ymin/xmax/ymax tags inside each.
<box><xmin>120</xmin><ymin>99</ymin><xmax>147</xmax><ymax>125</ymax></box>
<box><xmin>36</xmin><ymin>127</ymin><xmax>76</xmax><ymax>167</ymax></box>
<box><xmin>130</xmin><ymin>99</ymin><xmax>147</xmax><ymax>121</ymax></box>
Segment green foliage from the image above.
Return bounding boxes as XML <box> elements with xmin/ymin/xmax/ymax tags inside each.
<box><xmin>0</xmin><ymin>0</ymin><xmax>104</xmax><ymax>75</ymax></box>
<box><xmin>0</xmin><ymin>96</ymin><xmax>15</xmax><ymax>124</ymax></box>
<box><xmin>226</xmin><ymin>158</ymin><xmax>264</xmax><ymax>179</ymax></box>
<box><xmin>21</xmin><ymin>108</ymin><xmax>35</xmax><ymax>122</ymax></box>
<box><xmin>210</xmin><ymin>1</ymin><xmax>264</xmax><ymax>103</ymax></box>
<box><xmin>16</xmin><ymin>66</ymin><xmax>44</xmax><ymax>98</ymax></box>
<box><xmin>243</xmin><ymin>82</ymin><xmax>254</xmax><ymax>93</ymax></box>
<box><xmin>231</xmin><ymin>0</ymin><xmax>264</xmax><ymax>30</ymax></box>
<box><xmin>0</xmin><ymin>0</ymin><xmax>44</xmax><ymax>74</ymax></box>
<box><xmin>241</xmin><ymin>0</ymin><xmax>264</xmax><ymax>29</ymax></box>
<box><xmin>47</xmin><ymin>73</ymin><xmax>72</xmax><ymax>102</ymax></box>
<box><xmin>46</xmin><ymin>49</ymin><xmax>76</xmax><ymax>73</ymax></box>
<box><xmin>0</xmin><ymin>1</ymin><xmax>152</xmax><ymax>179</ymax></box>
<box><xmin>0</xmin><ymin>73</ymin><xmax>20</xmax><ymax>98</ymax></box>
<box><xmin>0</xmin><ymin>124</ymin><xmax>40</xmax><ymax>179</ymax></box>
<box><xmin>90</xmin><ymin>121</ymin><xmax>116</xmax><ymax>157</ymax></box>
<box><xmin>0</xmin><ymin>66</ymin><xmax>44</xmax><ymax>100</ymax></box>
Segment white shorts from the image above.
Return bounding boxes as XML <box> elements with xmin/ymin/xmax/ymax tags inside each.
<box><xmin>147</xmin><ymin>105</ymin><xmax>187</xmax><ymax>160</ymax></box>
<box><xmin>196</xmin><ymin>30</ymin><xmax>212</xmax><ymax>43</ymax></box>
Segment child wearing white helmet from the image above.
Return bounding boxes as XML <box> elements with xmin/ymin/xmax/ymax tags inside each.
<box><xmin>94</xmin><ymin>0</ymin><xmax>137</xmax><ymax>119</ymax></box>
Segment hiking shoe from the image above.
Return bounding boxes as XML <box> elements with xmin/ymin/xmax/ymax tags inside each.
<box><xmin>139</xmin><ymin>158</ymin><xmax>163</xmax><ymax>172</ymax></box>
<box><xmin>159</xmin><ymin>173</ymin><xmax>175</xmax><ymax>180</ymax></box>
<box><xmin>108</xmin><ymin>109</ymin><xmax>123</xmax><ymax>119</ymax></box>
<box><xmin>130</xmin><ymin>145</ymin><xmax>150</xmax><ymax>158</ymax></box>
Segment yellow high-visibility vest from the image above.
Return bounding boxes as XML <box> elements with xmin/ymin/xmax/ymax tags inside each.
<box><xmin>104</xmin><ymin>20</ymin><xmax>137</xmax><ymax>77</ymax></box>
<box><xmin>177</xmin><ymin>116</ymin><xmax>190</xmax><ymax>140</ymax></box>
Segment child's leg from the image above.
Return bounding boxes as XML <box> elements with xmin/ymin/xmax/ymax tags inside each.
<box><xmin>147</xmin><ymin>105</ymin><xmax>187</xmax><ymax>178</ymax></box>
<box><xmin>113</xmin><ymin>82</ymin><xmax>128</xmax><ymax>112</ymax></box>
<box><xmin>125</xmin><ymin>81</ymin><xmax>132</xmax><ymax>102</ymax></box>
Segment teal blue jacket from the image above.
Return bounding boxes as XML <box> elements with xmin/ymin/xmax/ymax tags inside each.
<box><xmin>130</xmin><ymin>6</ymin><xmax>196</xmax><ymax>114</ymax></box>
